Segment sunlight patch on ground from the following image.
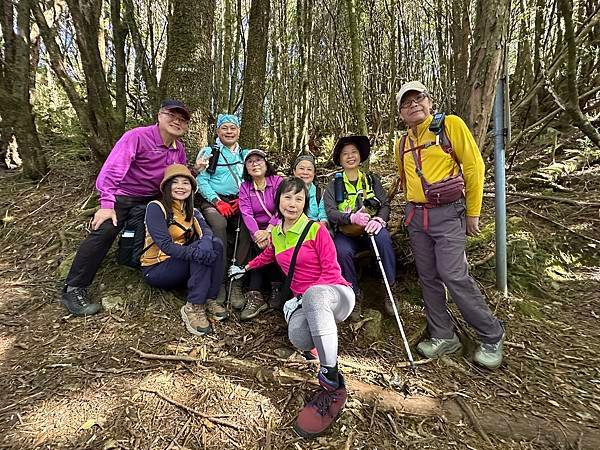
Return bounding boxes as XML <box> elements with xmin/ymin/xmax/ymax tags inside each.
<box><xmin>0</xmin><ymin>335</ymin><xmax>16</xmax><ymax>360</ymax></box>
<box><xmin>5</xmin><ymin>369</ymin><xmax>284</xmax><ymax>448</ymax></box>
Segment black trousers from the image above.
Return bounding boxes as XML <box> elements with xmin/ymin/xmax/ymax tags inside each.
<box><xmin>65</xmin><ymin>195</ymin><xmax>154</xmax><ymax>288</ymax></box>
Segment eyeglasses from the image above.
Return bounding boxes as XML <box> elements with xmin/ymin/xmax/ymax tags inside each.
<box><xmin>246</xmin><ymin>158</ymin><xmax>265</xmax><ymax>166</ymax></box>
<box><xmin>160</xmin><ymin>110</ymin><xmax>190</xmax><ymax>124</ymax></box>
<box><xmin>400</xmin><ymin>92</ymin><xmax>429</xmax><ymax>110</ymax></box>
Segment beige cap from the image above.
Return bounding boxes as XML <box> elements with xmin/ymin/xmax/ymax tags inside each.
<box><xmin>396</xmin><ymin>81</ymin><xmax>428</xmax><ymax>107</ymax></box>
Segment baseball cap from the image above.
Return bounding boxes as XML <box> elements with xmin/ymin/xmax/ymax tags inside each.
<box><xmin>396</xmin><ymin>81</ymin><xmax>428</xmax><ymax>107</ymax></box>
<box><xmin>160</xmin><ymin>99</ymin><xmax>191</xmax><ymax>120</ymax></box>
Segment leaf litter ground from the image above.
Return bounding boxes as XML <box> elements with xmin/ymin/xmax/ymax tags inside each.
<box><xmin>0</xmin><ymin>143</ymin><xmax>599</xmax><ymax>449</ymax></box>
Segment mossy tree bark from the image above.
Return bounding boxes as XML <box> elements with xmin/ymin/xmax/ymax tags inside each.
<box><xmin>239</xmin><ymin>0</ymin><xmax>270</xmax><ymax>149</ymax></box>
<box><xmin>457</xmin><ymin>0</ymin><xmax>511</xmax><ymax>150</ymax></box>
<box><xmin>554</xmin><ymin>0</ymin><xmax>600</xmax><ymax>149</ymax></box>
<box><xmin>32</xmin><ymin>0</ymin><xmax>122</xmax><ymax>161</ymax></box>
<box><xmin>0</xmin><ymin>0</ymin><xmax>48</xmax><ymax>178</ymax></box>
<box><xmin>344</xmin><ymin>0</ymin><xmax>369</xmax><ymax>137</ymax></box>
<box><xmin>160</xmin><ymin>0</ymin><xmax>215</xmax><ymax>150</ymax></box>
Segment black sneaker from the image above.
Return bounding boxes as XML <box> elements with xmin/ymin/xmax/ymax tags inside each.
<box><xmin>61</xmin><ymin>287</ymin><xmax>101</xmax><ymax>316</ymax></box>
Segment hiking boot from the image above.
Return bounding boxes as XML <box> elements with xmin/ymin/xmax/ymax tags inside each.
<box><xmin>269</xmin><ymin>281</ymin><xmax>284</xmax><ymax>310</ymax></box>
<box><xmin>240</xmin><ymin>291</ymin><xmax>268</xmax><ymax>321</ymax></box>
<box><xmin>180</xmin><ymin>303</ymin><xmax>212</xmax><ymax>336</ymax></box>
<box><xmin>473</xmin><ymin>333</ymin><xmax>505</xmax><ymax>370</ymax></box>
<box><xmin>206</xmin><ymin>299</ymin><xmax>229</xmax><ymax>321</ymax></box>
<box><xmin>229</xmin><ymin>281</ymin><xmax>246</xmax><ymax>310</ymax></box>
<box><xmin>294</xmin><ymin>373</ymin><xmax>348</xmax><ymax>438</ymax></box>
<box><xmin>61</xmin><ymin>286</ymin><xmax>101</xmax><ymax>316</ymax></box>
<box><xmin>215</xmin><ymin>285</ymin><xmax>227</xmax><ymax>306</ymax></box>
<box><xmin>417</xmin><ymin>334</ymin><xmax>462</xmax><ymax>358</ymax></box>
<box><xmin>349</xmin><ymin>290</ymin><xmax>363</xmax><ymax>321</ymax></box>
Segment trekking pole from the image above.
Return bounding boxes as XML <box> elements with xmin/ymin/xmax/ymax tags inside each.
<box><xmin>369</xmin><ymin>233</ymin><xmax>416</xmax><ymax>373</ymax></box>
<box><xmin>226</xmin><ymin>215</ymin><xmax>242</xmax><ymax>305</ymax></box>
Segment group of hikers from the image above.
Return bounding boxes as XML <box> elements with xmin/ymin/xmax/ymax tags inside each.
<box><xmin>59</xmin><ymin>81</ymin><xmax>505</xmax><ymax>438</ymax></box>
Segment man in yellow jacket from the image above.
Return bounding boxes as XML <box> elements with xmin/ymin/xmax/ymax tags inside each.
<box><xmin>395</xmin><ymin>81</ymin><xmax>505</xmax><ymax>369</ymax></box>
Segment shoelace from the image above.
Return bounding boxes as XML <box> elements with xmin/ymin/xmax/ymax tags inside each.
<box><xmin>73</xmin><ymin>289</ymin><xmax>89</xmax><ymax>307</ymax></box>
<box><xmin>247</xmin><ymin>294</ymin><xmax>262</xmax><ymax>310</ymax></box>
<box><xmin>314</xmin><ymin>391</ymin><xmax>337</xmax><ymax>416</ymax></box>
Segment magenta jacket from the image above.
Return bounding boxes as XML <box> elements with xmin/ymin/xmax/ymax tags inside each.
<box><xmin>96</xmin><ymin>125</ymin><xmax>187</xmax><ymax>208</ymax></box>
<box><xmin>239</xmin><ymin>175</ymin><xmax>282</xmax><ymax>235</ymax></box>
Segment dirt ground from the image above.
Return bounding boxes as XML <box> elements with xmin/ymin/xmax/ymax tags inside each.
<box><xmin>1</xmin><ymin>142</ymin><xmax>599</xmax><ymax>449</ymax></box>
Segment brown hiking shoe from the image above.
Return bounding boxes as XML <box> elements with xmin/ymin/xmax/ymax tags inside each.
<box><xmin>206</xmin><ymin>299</ymin><xmax>229</xmax><ymax>321</ymax></box>
<box><xmin>229</xmin><ymin>281</ymin><xmax>246</xmax><ymax>310</ymax></box>
<box><xmin>240</xmin><ymin>291</ymin><xmax>268</xmax><ymax>321</ymax></box>
<box><xmin>349</xmin><ymin>290</ymin><xmax>363</xmax><ymax>321</ymax></box>
<box><xmin>180</xmin><ymin>303</ymin><xmax>212</xmax><ymax>336</ymax></box>
<box><xmin>382</xmin><ymin>282</ymin><xmax>398</xmax><ymax>316</ymax></box>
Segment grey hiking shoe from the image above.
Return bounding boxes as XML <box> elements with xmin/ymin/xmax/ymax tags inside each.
<box><xmin>61</xmin><ymin>286</ymin><xmax>101</xmax><ymax>316</ymax></box>
<box><xmin>181</xmin><ymin>303</ymin><xmax>212</xmax><ymax>336</ymax></box>
<box><xmin>206</xmin><ymin>299</ymin><xmax>229</xmax><ymax>321</ymax></box>
<box><xmin>240</xmin><ymin>291</ymin><xmax>268</xmax><ymax>321</ymax></box>
<box><xmin>474</xmin><ymin>333</ymin><xmax>505</xmax><ymax>369</ymax></box>
<box><xmin>215</xmin><ymin>285</ymin><xmax>227</xmax><ymax>306</ymax></box>
<box><xmin>229</xmin><ymin>281</ymin><xmax>246</xmax><ymax>310</ymax></box>
<box><xmin>349</xmin><ymin>290</ymin><xmax>362</xmax><ymax>321</ymax></box>
<box><xmin>417</xmin><ymin>334</ymin><xmax>462</xmax><ymax>358</ymax></box>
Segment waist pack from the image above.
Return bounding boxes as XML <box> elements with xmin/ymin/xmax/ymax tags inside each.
<box><xmin>422</xmin><ymin>173</ymin><xmax>465</xmax><ymax>205</ymax></box>
<box><xmin>117</xmin><ymin>204</ymin><xmax>148</xmax><ymax>268</ymax></box>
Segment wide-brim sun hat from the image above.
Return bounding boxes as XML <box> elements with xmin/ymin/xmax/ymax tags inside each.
<box><xmin>160</xmin><ymin>164</ymin><xmax>197</xmax><ymax>193</ymax></box>
<box><xmin>332</xmin><ymin>135</ymin><xmax>371</xmax><ymax>166</ymax></box>
<box><xmin>244</xmin><ymin>149</ymin><xmax>267</xmax><ymax>163</ymax></box>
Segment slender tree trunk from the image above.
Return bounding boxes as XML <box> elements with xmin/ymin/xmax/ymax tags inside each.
<box><xmin>161</xmin><ymin>0</ymin><xmax>215</xmax><ymax>149</ymax></box>
<box><xmin>0</xmin><ymin>0</ymin><xmax>47</xmax><ymax>178</ymax></box>
<box><xmin>111</xmin><ymin>0</ymin><xmax>128</xmax><ymax>130</ymax></box>
<box><xmin>344</xmin><ymin>0</ymin><xmax>368</xmax><ymax>136</ymax></box>
<box><xmin>239</xmin><ymin>0</ymin><xmax>270</xmax><ymax>148</ymax></box>
<box><xmin>555</xmin><ymin>0</ymin><xmax>600</xmax><ymax>148</ymax></box>
<box><xmin>459</xmin><ymin>0</ymin><xmax>510</xmax><ymax>150</ymax></box>
<box><xmin>219</xmin><ymin>0</ymin><xmax>233</xmax><ymax>114</ymax></box>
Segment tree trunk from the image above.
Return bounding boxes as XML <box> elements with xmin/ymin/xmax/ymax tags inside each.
<box><xmin>32</xmin><ymin>0</ymin><xmax>120</xmax><ymax>161</ymax></box>
<box><xmin>344</xmin><ymin>0</ymin><xmax>369</xmax><ymax>136</ymax></box>
<box><xmin>0</xmin><ymin>0</ymin><xmax>47</xmax><ymax>178</ymax></box>
<box><xmin>111</xmin><ymin>0</ymin><xmax>128</xmax><ymax>131</ymax></box>
<box><xmin>219</xmin><ymin>0</ymin><xmax>233</xmax><ymax>114</ymax></box>
<box><xmin>459</xmin><ymin>0</ymin><xmax>510</xmax><ymax>150</ymax></box>
<box><xmin>161</xmin><ymin>0</ymin><xmax>216</xmax><ymax>150</ymax></box>
<box><xmin>554</xmin><ymin>0</ymin><xmax>600</xmax><ymax>148</ymax></box>
<box><xmin>239</xmin><ymin>0</ymin><xmax>270</xmax><ymax>149</ymax></box>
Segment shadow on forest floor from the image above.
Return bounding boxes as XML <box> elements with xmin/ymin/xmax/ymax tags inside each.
<box><xmin>0</xmin><ymin>146</ymin><xmax>599</xmax><ymax>449</ymax></box>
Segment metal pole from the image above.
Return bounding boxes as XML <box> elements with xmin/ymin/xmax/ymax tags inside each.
<box><xmin>493</xmin><ymin>78</ymin><xmax>508</xmax><ymax>296</ymax></box>
<box><xmin>368</xmin><ymin>234</ymin><xmax>416</xmax><ymax>372</ymax></box>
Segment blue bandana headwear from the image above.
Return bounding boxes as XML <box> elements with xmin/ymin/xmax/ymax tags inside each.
<box><xmin>217</xmin><ymin>114</ymin><xmax>240</xmax><ymax>129</ymax></box>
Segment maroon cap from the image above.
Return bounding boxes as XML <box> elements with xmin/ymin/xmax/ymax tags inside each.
<box><xmin>160</xmin><ymin>99</ymin><xmax>191</xmax><ymax>120</ymax></box>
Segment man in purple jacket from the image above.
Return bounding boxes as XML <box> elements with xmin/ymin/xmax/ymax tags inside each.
<box><xmin>61</xmin><ymin>100</ymin><xmax>190</xmax><ymax>316</ymax></box>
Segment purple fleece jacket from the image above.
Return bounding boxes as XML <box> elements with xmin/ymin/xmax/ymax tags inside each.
<box><xmin>239</xmin><ymin>175</ymin><xmax>282</xmax><ymax>235</ymax></box>
<box><xmin>96</xmin><ymin>125</ymin><xmax>187</xmax><ymax>208</ymax></box>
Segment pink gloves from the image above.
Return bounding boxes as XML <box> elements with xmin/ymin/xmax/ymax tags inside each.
<box><xmin>350</xmin><ymin>211</ymin><xmax>370</xmax><ymax>227</ymax></box>
<box><xmin>365</xmin><ymin>217</ymin><xmax>386</xmax><ymax>235</ymax></box>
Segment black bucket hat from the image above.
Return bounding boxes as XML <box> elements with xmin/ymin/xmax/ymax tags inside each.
<box><xmin>332</xmin><ymin>135</ymin><xmax>370</xmax><ymax>166</ymax></box>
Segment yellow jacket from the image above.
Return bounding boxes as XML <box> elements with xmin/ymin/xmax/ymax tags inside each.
<box><xmin>394</xmin><ymin>114</ymin><xmax>485</xmax><ymax>217</ymax></box>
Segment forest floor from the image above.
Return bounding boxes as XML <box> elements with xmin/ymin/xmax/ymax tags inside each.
<box><xmin>0</xmin><ymin>135</ymin><xmax>599</xmax><ymax>449</ymax></box>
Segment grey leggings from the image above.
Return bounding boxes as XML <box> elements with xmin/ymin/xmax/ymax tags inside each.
<box><xmin>288</xmin><ymin>284</ymin><xmax>355</xmax><ymax>367</ymax></box>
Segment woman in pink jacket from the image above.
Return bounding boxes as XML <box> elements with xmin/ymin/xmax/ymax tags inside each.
<box><xmin>230</xmin><ymin>176</ymin><xmax>354</xmax><ymax>438</ymax></box>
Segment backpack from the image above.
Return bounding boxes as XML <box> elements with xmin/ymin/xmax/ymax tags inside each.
<box><xmin>117</xmin><ymin>204</ymin><xmax>148</xmax><ymax>268</ymax></box>
<box><xmin>117</xmin><ymin>202</ymin><xmax>198</xmax><ymax>268</ymax></box>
